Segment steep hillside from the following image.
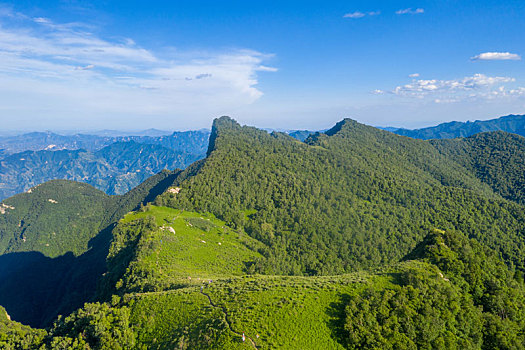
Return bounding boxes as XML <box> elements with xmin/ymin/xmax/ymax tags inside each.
<box><xmin>98</xmin><ymin>205</ymin><xmax>263</xmax><ymax>297</ymax></box>
<box><xmin>0</xmin><ymin>141</ymin><xmax>200</xmax><ymax>200</ymax></box>
<box><xmin>158</xmin><ymin>117</ymin><xmax>525</xmax><ymax>275</ymax></box>
<box><xmin>394</xmin><ymin>114</ymin><xmax>525</xmax><ymax>139</ymax></box>
<box><xmin>0</xmin><ymin>171</ymin><xmax>180</xmax><ymax>327</ymax></box>
<box><xmin>431</xmin><ymin>131</ymin><xmax>525</xmax><ymax>205</ymax></box>
<box><xmin>0</xmin><ymin>180</ymin><xmax>112</xmax><ymax>257</ymax></box>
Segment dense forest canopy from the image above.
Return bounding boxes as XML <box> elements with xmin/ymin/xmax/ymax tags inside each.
<box><xmin>431</xmin><ymin>131</ymin><xmax>525</xmax><ymax>205</ymax></box>
<box><xmin>159</xmin><ymin>117</ymin><xmax>525</xmax><ymax>276</ymax></box>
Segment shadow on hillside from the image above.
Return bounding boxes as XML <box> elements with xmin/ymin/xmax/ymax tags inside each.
<box><xmin>0</xmin><ymin>224</ymin><xmax>114</xmax><ymax>328</ymax></box>
<box><xmin>0</xmin><ymin>170</ymin><xmax>183</xmax><ymax>329</ymax></box>
<box><xmin>326</xmin><ymin>293</ymin><xmax>351</xmax><ymax>348</ymax></box>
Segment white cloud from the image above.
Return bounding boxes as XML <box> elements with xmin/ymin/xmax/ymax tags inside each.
<box><xmin>33</xmin><ymin>17</ymin><xmax>50</xmax><ymax>24</ymax></box>
<box><xmin>396</xmin><ymin>8</ymin><xmax>424</xmax><ymax>15</ymax></box>
<box><xmin>0</xmin><ymin>11</ymin><xmax>277</xmax><ymax>127</ymax></box>
<box><xmin>471</xmin><ymin>52</ymin><xmax>521</xmax><ymax>61</ymax></box>
<box><xmin>377</xmin><ymin>73</ymin><xmax>525</xmax><ymax>103</ymax></box>
<box><xmin>75</xmin><ymin>64</ymin><xmax>95</xmax><ymax>70</ymax></box>
<box><xmin>257</xmin><ymin>65</ymin><xmax>279</xmax><ymax>72</ymax></box>
<box><xmin>343</xmin><ymin>11</ymin><xmax>366</xmax><ymax>19</ymax></box>
<box><xmin>409</xmin><ymin>73</ymin><xmax>420</xmax><ymax>78</ymax></box>
<box><xmin>343</xmin><ymin>11</ymin><xmax>380</xmax><ymax>19</ymax></box>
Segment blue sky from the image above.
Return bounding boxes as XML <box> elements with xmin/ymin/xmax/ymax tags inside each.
<box><xmin>0</xmin><ymin>0</ymin><xmax>524</xmax><ymax>131</ymax></box>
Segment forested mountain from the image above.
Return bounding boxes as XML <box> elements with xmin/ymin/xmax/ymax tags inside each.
<box><xmin>0</xmin><ymin>141</ymin><xmax>201</xmax><ymax>200</ymax></box>
<box><xmin>393</xmin><ymin>113</ymin><xmax>525</xmax><ymax>139</ymax></box>
<box><xmin>1</xmin><ymin>116</ymin><xmax>525</xmax><ymax>349</ymax></box>
<box><xmin>431</xmin><ymin>131</ymin><xmax>525</xmax><ymax>205</ymax></box>
<box><xmin>159</xmin><ymin>117</ymin><xmax>525</xmax><ymax>275</ymax></box>
<box><xmin>0</xmin><ymin>170</ymin><xmax>180</xmax><ymax>328</ymax></box>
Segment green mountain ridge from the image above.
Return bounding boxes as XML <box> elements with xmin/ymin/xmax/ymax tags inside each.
<box><xmin>159</xmin><ymin>116</ymin><xmax>525</xmax><ymax>275</ymax></box>
<box><xmin>5</xmin><ymin>220</ymin><xmax>520</xmax><ymax>348</ymax></box>
<box><xmin>1</xmin><ymin>116</ymin><xmax>525</xmax><ymax>349</ymax></box>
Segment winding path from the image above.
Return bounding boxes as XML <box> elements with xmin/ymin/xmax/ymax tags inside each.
<box><xmin>130</xmin><ymin>286</ymin><xmax>259</xmax><ymax>348</ymax></box>
<box><xmin>200</xmin><ymin>288</ymin><xmax>259</xmax><ymax>349</ymax></box>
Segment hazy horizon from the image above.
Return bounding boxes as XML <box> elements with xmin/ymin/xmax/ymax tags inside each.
<box><xmin>0</xmin><ymin>112</ymin><xmax>519</xmax><ymax>137</ymax></box>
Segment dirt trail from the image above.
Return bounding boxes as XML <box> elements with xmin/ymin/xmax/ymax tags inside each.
<box><xmin>131</xmin><ymin>287</ymin><xmax>259</xmax><ymax>349</ymax></box>
<box><xmin>200</xmin><ymin>288</ymin><xmax>259</xmax><ymax>349</ymax></box>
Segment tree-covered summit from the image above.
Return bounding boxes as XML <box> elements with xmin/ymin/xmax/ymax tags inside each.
<box><xmin>158</xmin><ymin>116</ymin><xmax>525</xmax><ymax>276</ymax></box>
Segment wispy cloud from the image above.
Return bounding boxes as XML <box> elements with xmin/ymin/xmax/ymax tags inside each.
<box><xmin>343</xmin><ymin>11</ymin><xmax>380</xmax><ymax>19</ymax></box>
<box><xmin>0</xmin><ymin>8</ymin><xmax>277</xmax><ymax>125</ymax></box>
<box><xmin>396</xmin><ymin>8</ymin><xmax>424</xmax><ymax>15</ymax></box>
<box><xmin>375</xmin><ymin>73</ymin><xmax>525</xmax><ymax>103</ymax></box>
<box><xmin>471</xmin><ymin>52</ymin><xmax>521</xmax><ymax>61</ymax></box>
<box><xmin>75</xmin><ymin>64</ymin><xmax>95</xmax><ymax>70</ymax></box>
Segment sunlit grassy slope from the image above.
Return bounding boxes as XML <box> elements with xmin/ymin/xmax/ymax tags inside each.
<box><xmin>107</xmin><ymin>205</ymin><xmax>411</xmax><ymax>349</ymax></box>
<box><xmin>125</xmin><ymin>271</ymin><xmax>382</xmax><ymax>349</ymax></box>
<box><xmin>107</xmin><ymin>205</ymin><xmax>264</xmax><ymax>294</ymax></box>
<box><xmin>107</xmin><ymin>205</ymin><xmax>373</xmax><ymax>349</ymax></box>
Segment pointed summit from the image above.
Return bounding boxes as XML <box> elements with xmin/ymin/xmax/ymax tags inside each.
<box><xmin>211</xmin><ymin>116</ymin><xmax>242</xmax><ymax>131</ymax></box>
<box><xmin>324</xmin><ymin>118</ymin><xmax>359</xmax><ymax>136</ymax></box>
<box><xmin>207</xmin><ymin>116</ymin><xmax>241</xmax><ymax>156</ymax></box>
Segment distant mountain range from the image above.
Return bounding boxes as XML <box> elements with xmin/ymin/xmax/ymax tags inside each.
<box><xmin>0</xmin><ymin>130</ymin><xmax>210</xmax><ymax>155</ymax></box>
<box><xmin>289</xmin><ymin>114</ymin><xmax>525</xmax><ymax>141</ymax></box>
<box><xmin>85</xmin><ymin>128</ymin><xmax>174</xmax><ymax>137</ymax></box>
<box><xmin>0</xmin><ymin>130</ymin><xmax>210</xmax><ymax>200</ymax></box>
<box><xmin>0</xmin><ymin>142</ymin><xmax>201</xmax><ymax>200</ymax></box>
<box><xmin>392</xmin><ymin>114</ymin><xmax>525</xmax><ymax>139</ymax></box>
